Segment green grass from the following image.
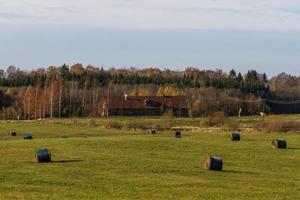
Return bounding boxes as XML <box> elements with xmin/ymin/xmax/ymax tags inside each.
<box><xmin>0</xmin><ymin>119</ymin><xmax>299</xmax><ymax>199</ymax></box>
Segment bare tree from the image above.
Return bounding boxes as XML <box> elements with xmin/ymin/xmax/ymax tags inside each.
<box><xmin>50</xmin><ymin>83</ymin><xmax>54</xmax><ymax>119</ymax></box>
<box><xmin>58</xmin><ymin>79</ymin><xmax>62</xmax><ymax>118</ymax></box>
<box><xmin>34</xmin><ymin>83</ymin><xmax>40</xmax><ymax>119</ymax></box>
<box><xmin>82</xmin><ymin>80</ymin><xmax>88</xmax><ymax>117</ymax></box>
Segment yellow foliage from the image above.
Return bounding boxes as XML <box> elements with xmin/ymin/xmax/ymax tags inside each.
<box><xmin>129</xmin><ymin>88</ymin><xmax>138</xmax><ymax>96</ymax></box>
<box><xmin>156</xmin><ymin>86</ymin><xmax>185</xmax><ymax>96</ymax></box>
<box><xmin>129</xmin><ymin>87</ymin><xmax>152</xmax><ymax>96</ymax></box>
<box><xmin>6</xmin><ymin>88</ymin><xmax>17</xmax><ymax>96</ymax></box>
<box><xmin>138</xmin><ymin>88</ymin><xmax>151</xmax><ymax>96</ymax></box>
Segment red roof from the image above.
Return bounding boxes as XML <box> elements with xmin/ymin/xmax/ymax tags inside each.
<box><xmin>107</xmin><ymin>96</ymin><xmax>187</xmax><ymax>109</ymax></box>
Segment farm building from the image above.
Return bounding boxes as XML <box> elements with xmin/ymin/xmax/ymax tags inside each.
<box><xmin>102</xmin><ymin>96</ymin><xmax>188</xmax><ymax>117</ymax></box>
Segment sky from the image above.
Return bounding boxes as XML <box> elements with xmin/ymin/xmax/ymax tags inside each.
<box><xmin>0</xmin><ymin>0</ymin><xmax>300</xmax><ymax>77</ymax></box>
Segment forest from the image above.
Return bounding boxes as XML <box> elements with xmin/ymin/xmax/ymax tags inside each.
<box><xmin>0</xmin><ymin>64</ymin><xmax>299</xmax><ymax>120</ymax></box>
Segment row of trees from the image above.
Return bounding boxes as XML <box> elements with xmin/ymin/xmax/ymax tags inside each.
<box><xmin>0</xmin><ymin>64</ymin><xmax>298</xmax><ymax>119</ymax></box>
<box><xmin>0</xmin><ymin>65</ymin><xmax>268</xmax><ymax>93</ymax></box>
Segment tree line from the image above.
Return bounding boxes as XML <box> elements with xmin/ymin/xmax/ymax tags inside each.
<box><xmin>0</xmin><ymin>64</ymin><xmax>299</xmax><ymax>119</ymax></box>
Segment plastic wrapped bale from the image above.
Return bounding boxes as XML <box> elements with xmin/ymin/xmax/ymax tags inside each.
<box><xmin>149</xmin><ymin>129</ymin><xmax>156</xmax><ymax>134</ymax></box>
<box><xmin>204</xmin><ymin>156</ymin><xmax>223</xmax><ymax>171</ymax></box>
<box><xmin>10</xmin><ymin>131</ymin><xmax>17</xmax><ymax>136</ymax></box>
<box><xmin>272</xmin><ymin>139</ymin><xmax>287</xmax><ymax>149</ymax></box>
<box><xmin>36</xmin><ymin>149</ymin><xmax>51</xmax><ymax>163</ymax></box>
<box><xmin>175</xmin><ymin>130</ymin><xmax>181</xmax><ymax>138</ymax></box>
<box><xmin>230</xmin><ymin>132</ymin><xmax>240</xmax><ymax>141</ymax></box>
<box><xmin>23</xmin><ymin>133</ymin><xmax>33</xmax><ymax>140</ymax></box>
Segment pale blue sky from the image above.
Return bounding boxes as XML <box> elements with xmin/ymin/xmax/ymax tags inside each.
<box><xmin>0</xmin><ymin>0</ymin><xmax>300</xmax><ymax>76</ymax></box>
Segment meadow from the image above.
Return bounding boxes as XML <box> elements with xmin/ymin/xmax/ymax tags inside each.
<box><xmin>0</xmin><ymin>116</ymin><xmax>299</xmax><ymax>199</ymax></box>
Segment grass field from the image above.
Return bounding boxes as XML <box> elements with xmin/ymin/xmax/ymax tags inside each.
<box><xmin>0</xmin><ymin>117</ymin><xmax>299</xmax><ymax>199</ymax></box>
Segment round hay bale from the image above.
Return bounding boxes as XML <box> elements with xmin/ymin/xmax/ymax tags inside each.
<box><xmin>10</xmin><ymin>131</ymin><xmax>17</xmax><ymax>136</ymax></box>
<box><xmin>204</xmin><ymin>156</ymin><xmax>223</xmax><ymax>171</ymax></box>
<box><xmin>36</xmin><ymin>149</ymin><xmax>51</xmax><ymax>163</ymax></box>
<box><xmin>175</xmin><ymin>130</ymin><xmax>181</xmax><ymax>138</ymax></box>
<box><xmin>23</xmin><ymin>133</ymin><xmax>33</xmax><ymax>140</ymax></box>
<box><xmin>272</xmin><ymin>139</ymin><xmax>287</xmax><ymax>149</ymax></box>
<box><xmin>230</xmin><ymin>132</ymin><xmax>240</xmax><ymax>141</ymax></box>
<box><xmin>149</xmin><ymin>129</ymin><xmax>156</xmax><ymax>134</ymax></box>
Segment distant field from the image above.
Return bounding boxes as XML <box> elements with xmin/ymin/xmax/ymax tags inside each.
<box><xmin>0</xmin><ymin>117</ymin><xmax>299</xmax><ymax>199</ymax></box>
<box><xmin>1</xmin><ymin>114</ymin><xmax>298</xmax><ymax>131</ymax></box>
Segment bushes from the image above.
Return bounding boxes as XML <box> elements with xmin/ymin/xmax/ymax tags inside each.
<box><xmin>88</xmin><ymin>119</ymin><xmax>98</xmax><ymax>127</ymax></box>
<box><xmin>106</xmin><ymin>121</ymin><xmax>122</xmax><ymax>129</ymax></box>
<box><xmin>226</xmin><ymin>120</ymin><xmax>241</xmax><ymax>131</ymax></box>
<box><xmin>265</xmin><ymin>120</ymin><xmax>300</xmax><ymax>132</ymax></box>
<box><xmin>200</xmin><ymin>111</ymin><xmax>228</xmax><ymax>127</ymax></box>
<box><xmin>199</xmin><ymin>111</ymin><xmax>243</xmax><ymax>131</ymax></box>
<box><xmin>126</xmin><ymin>122</ymin><xmax>149</xmax><ymax>130</ymax></box>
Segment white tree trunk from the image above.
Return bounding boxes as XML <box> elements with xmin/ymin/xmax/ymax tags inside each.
<box><xmin>34</xmin><ymin>85</ymin><xmax>39</xmax><ymax>119</ymax></box>
<box><xmin>43</xmin><ymin>84</ymin><xmax>47</xmax><ymax>119</ymax></box>
<box><xmin>50</xmin><ymin>83</ymin><xmax>54</xmax><ymax>119</ymax></box>
<box><xmin>59</xmin><ymin>82</ymin><xmax>62</xmax><ymax>118</ymax></box>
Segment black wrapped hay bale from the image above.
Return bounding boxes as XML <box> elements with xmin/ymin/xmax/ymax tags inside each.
<box><xmin>272</xmin><ymin>139</ymin><xmax>287</xmax><ymax>149</ymax></box>
<box><xmin>23</xmin><ymin>133</ymin><xmax>33</xmax><ymax>140</ymax></box>
<box><xmin>175</xmin><ymin>130</ymin><xmax>181</xmax><ymax>138</ymax></box>
<box><xmin>36</xmin><ymin>149</ymin><xmax>51</xmax><ymax>163</ymax></box>
<box><xmin>204</xmin><ymin>156</ymin><xmax>223</xmax><ymax>171</ymax></box>
<box><xmin>149</xmin><ymin>129</ymin><xmax>156</xmax><ymax>134</ymax></box>
<box><xmin>10</xmin><ymin>131</ymin><xmax>17</xmax><ymax>136</ymax></box>
<box><xmin>230</xmin><ymin>132</ymin><xmax>240</xmax><ymax>141</ymax></box>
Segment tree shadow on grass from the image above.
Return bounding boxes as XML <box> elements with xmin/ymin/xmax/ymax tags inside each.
<box><xmin>51</xmin><ymin>159</ymin><xmax>83</xmax><ymax>163</ymax></box>
<box><xmin>242</xmin><ymin>139</ymin><xmax>256</xmax><ymax>141</ymax></box>
<box><xmin>25</xmin><ymin>160</ymin><xmax>83</xmax><ymax>164</ymax></box>
<box><xmin>223</xmin><ymin>170</ymin><xmax>259</xmax><ymax>175</ymax></box>
<box><xmin>287</xmin><ymin>147</ymin><xmax>300</xmax><ymax>150</ymax></box>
